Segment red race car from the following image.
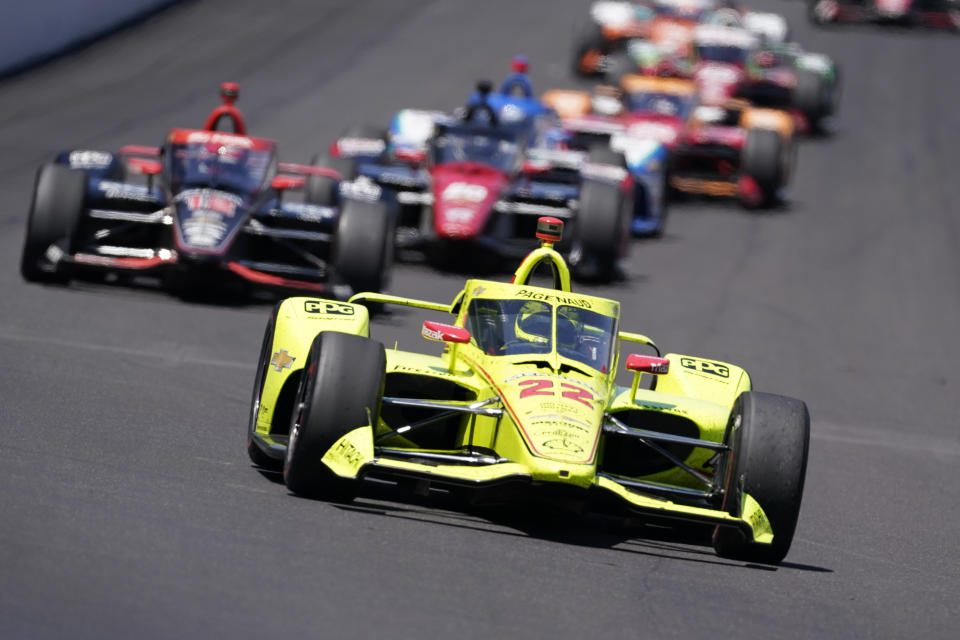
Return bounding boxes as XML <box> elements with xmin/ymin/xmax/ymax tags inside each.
<box><xmin>544</xmin><ymin>75</ymin><xmax>795</xmax><ymax>208</ymax></box>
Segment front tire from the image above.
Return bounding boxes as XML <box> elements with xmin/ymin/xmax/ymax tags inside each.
<box><xmin>740</xmin><ymin>128</ymin><xmax>785</xmax><ymax>208</ymax></box>
<box><xmin>283</xmin><ymin>331</ymin><xmax>385</xmax><ymax>500</ymax></box>
<box><xmin>603</xmin><ymin>52</ymin><xmax>634</xmax><ymax>85</ymax></box>
<box><xmin>713</xmin><ymin>391</ymin><xmax>810</xmax><ymax>564</ymax></box>
<box><xmin>572</xmin><ymin>20</ymin><xmax>608</xmax><ymax>76</ymax></box>
<box><xmin>21</xmin><ymin>163</ymin><xmax>85</xmax><ymax>283</ymax></box>
<box><xmin>572</xmin><ymin>147</ymin><xmax>629</xmax><ymax>282</ymax></box>
<box><xmin>794</xmin><ymin>69</ymin><xmax>831</xmax><ymax>129</ymax></box>
<box><xmin>333</xmin><ymin>197</ymin><xmax>395</xmax><ymax>294</ymax></box>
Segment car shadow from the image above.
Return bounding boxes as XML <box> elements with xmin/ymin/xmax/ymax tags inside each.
<box><xmin>67</xmin><ymin>274</ymin><xmax>281</xmax><ymax>308</ymax></box>
<box><xmin>313</xmin><ymin>479</ymin><xmax>834</xmax><ymax>573</ymax></box>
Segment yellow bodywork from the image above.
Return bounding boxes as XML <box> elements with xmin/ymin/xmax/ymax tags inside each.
<box><xmin>252</xmin><ymin>244</ymin><xmax>773</xmax><ymax>545</ymax></box>
<box><xmin>254</xmin><ymin>297</ymin><xmax>371</xmax><ymax>446</ymax></box>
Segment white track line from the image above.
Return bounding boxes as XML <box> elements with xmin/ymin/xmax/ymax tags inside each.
<box><xmin>0</xmin><ymin>328</ymin><xmax>249</xmax><ymax>370</ymax></box>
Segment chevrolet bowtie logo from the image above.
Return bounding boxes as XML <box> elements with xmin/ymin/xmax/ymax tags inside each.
<box><xmin>270</xmin><ymin>349</ymin><xmax>296</xmax><ymax>372</ymax></box>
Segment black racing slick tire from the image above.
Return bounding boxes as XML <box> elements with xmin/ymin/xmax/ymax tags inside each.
<box><xmin>247</xmin><ymin>304</ymin><xmax>284</xmax><ymax>471</ymax></box>
<box><xmin>333</xmin><ymin>197</ymin><xmax>395</xmax><ymax>295</ymax></box>
<box><xmin>283</xmin><ymin>331</ymin><xmax>385</xmax><ymax>500</ymax></box>
<box><xmin>713</xmin><ymin>391</ymin><xmax>810</xmax><ymax>564</ymax></box>
<box><xmin>21</xmin><ymin>163</ymin><xmax>85</xmax><ymax>283</ymax></box>
<box><xmin>572</xmin><ymin>146</ymin><xmax>629</xmax><ymax>282</ymax></box>
<box><xmin>741</xmin><ymin>128</ymin><xmax>785</xmax><ymax>208</ymax></box>
<box><xmin>572</xmin><ymin>20</ymin><xmax>607</xmax><ymax>77</ymax></box>
<box><xmin>306</xmin><ymin>124</ymin><xmax>386</xmax><ymax>206</ymax></box>
<box><xmin>794</xmin><ymin>69</ymin><xmax>829</xmax><ymax>126</ymax></box>
<box><xmin>603</xmin><ymin>52</ymin><xmax>634</xmax><ymax>85</ymax></box>
<box><xmin>305</xmin><ymin>153</ymin><xmax>355</xmax><ymax>207</ymax></box>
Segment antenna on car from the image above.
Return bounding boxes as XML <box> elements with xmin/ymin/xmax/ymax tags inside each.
<box><xmin>512</xmin><ymin>217</ymin><xmax>571</xmax><ymax>292</ymax></box>
<box><xmin>220</xmin><ymin>81</ymin><xmax>240</xmax><ymax>104</ymax></box>
<box><xmin>535</xmin><ymin>216</ymin><xmax>563</xmax><ymax>249</ymax></box>
<box><xmin>203</xmin><ymin>82</ymin><xmax>246</xmax><ymax>134</ymax></box>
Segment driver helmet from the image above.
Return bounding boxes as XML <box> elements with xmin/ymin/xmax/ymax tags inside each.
<box><xmin>514</xmin><ymin>303</ymin><xmax>582</xmax><ymax>352</ymax></box>
<box><xmin>514</xmin><ymin>302</ymin><xmax>553</xmax><ymax>345</ymax></box>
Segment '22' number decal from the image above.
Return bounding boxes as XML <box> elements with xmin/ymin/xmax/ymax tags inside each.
<box><xmin>517</xmin><ymin>379</ymin><xmax>594</xmax><ymax>409</ymax></box>
<box><xmin>517</xmin><ymin>379</ymin><xmax>552</xmax><ymax>397</ymax></box>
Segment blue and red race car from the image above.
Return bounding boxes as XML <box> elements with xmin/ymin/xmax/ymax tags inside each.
<box><xmin>310</xmin><ymin>78</ymin><xmax>636</xmax><ymax>282</ymax></box>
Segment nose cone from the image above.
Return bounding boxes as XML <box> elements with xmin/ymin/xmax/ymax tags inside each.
<box><xmin>431</xmin><ymin>162</ymin><xmax>507</xmax><ymax>239</ymax></box>
<box><xmin>173</xmin><ymin>188</ymin><xmax>246</xmax><ymax>255</ymax></box>
<box><xmin>501</xmin><ymin>373</ymin><xmax>605</xmax><ymax>466</ymax></box>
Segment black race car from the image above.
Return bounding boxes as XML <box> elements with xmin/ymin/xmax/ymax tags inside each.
<box><xmin>21</xmin><ymin>89</ymin><xmax>394</xmax><ymax>297</ymax></box>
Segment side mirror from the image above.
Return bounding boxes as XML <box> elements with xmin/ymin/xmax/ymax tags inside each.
<box><xmin>626</xmin><ymin>354</ymin><xmax>669</xmax><ymax>404</ymax></box>
<box><xmin>626</xmin><ymin>354</ymin><xmax>669</xmax><ymax>374</ymax></box>
<box><xmin>271</xmin><ymin>175</ymin><xmax>305</xmax><ymax>191</ymax></box>
<box><xmin>422</xmin><ymin>321</ymin><xmax>471</xmax><ymax>344</ymax></box>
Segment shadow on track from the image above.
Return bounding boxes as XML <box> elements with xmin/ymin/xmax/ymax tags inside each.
<box><xmin>264</xmin><ymin>470</ymin><xmax>833</xmax><ymax>573</ymax></box>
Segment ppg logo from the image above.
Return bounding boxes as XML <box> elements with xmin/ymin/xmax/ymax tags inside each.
<box><xmin>680</xmin><ymin>357</ymin><xmax>730</xmax><ymax>378</ymax></box>
<box><xmin>304</xmin><ymin>300</ymin><xmax>355</xmax><ymax>315</ymax></box>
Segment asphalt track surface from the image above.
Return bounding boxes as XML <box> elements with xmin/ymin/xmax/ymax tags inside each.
<box><xmin>1</xmin><ymin>1</ymin><xmax>958</xmax><ymax>637</ymax></box>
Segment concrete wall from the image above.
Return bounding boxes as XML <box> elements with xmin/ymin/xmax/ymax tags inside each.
<box><xmin>0</xmin><ymin>0</ymin><xmax>177</xmax><ymax>76</ymax></box>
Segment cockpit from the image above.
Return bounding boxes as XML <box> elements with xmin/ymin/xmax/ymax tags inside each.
<box><xmin>693</xmin><ymin>26</ymin><xmax>758</xmax><ymax>65</ymax></box>
<box><xmin>429</xmin><ymin>126</ymin><xmax>522</xmax><ymax>173</ymax></box>
<box><xmin>465</xmin><ymin>297</ymin><xmax>617</xmax><ymax>373</ymax></box>
<box><xmin>167</xmin><ymin>140</ymin><xmax>274</xmax><ymax>195</ymax></box>
<box><xmin>625</xmin><ymin>91</ymin><xmax>695</xmax><ymax>120</ymax></box>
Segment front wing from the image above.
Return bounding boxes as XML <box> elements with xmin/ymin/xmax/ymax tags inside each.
<box><xmin>317</xmin><ymin>425</ymin><xmax>773</xmax><ymax>546</ymax></box>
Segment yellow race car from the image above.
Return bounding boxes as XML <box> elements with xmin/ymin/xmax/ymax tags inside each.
<box><xmin>246</xmin><ymin>217</ymin><xmax>810</xmax><ymax>563</ymax></box>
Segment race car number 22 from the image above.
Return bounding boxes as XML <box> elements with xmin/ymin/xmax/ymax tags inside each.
<box><xmin>517</xmin><ymin>379</ymin><xmax>594</xmax><ymax>409</ymax></box>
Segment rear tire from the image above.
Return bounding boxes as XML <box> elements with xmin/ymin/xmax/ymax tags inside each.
<box><xmin>283</xmin><ymin>331</ymin><xmax>385</xmax><ymax>500</ymax></box>
<box><xmin>305</xmin><ymin>153</ymin><xmax>355</xmax><ymax>207</ymax></box>
<box><xmin>333</xmin><ymin>197</ymin><xmax>395</xmax><ymax>295</ymax></box>
<box><xmin>307</xmin><ymin>124</ymin><xmax>386</xmax><ymax>206</ymax></box>
<box><xmin>603</xmin><ymin>52</ymin><xmax>634</xmax><ymax>85</ymax></box>
<box><xmin>21</xmin><ymin>163</ymin><xmax>85</xmax><ymax>283</ymax></box>
<box><xmin>740</xmin><ymin>128</ymin><xmax>785</xmax><ymax>207</ymax></box>
<box><xmin>794</xmin><ymin>69</ymin><xmax>829</xmax><ymax>128</ymax></box>
<box><xmin>247</xmin><ymin>304</ymin><xmax>284</xmax><ymax>471</ymax></box>
<box><xmin>572</xmin><ymin>20</ymin><xmax>608</xmax><ymax>76</ymax></box>
<box><xmin>713</xmin><ymin>391</ymin><xmax>810</xmax><ymax>564</ymax></box>
<box><xmin>572</xmin><ymin>146</ymin><xmax>628</xmax><ymax>282</ymax></box>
